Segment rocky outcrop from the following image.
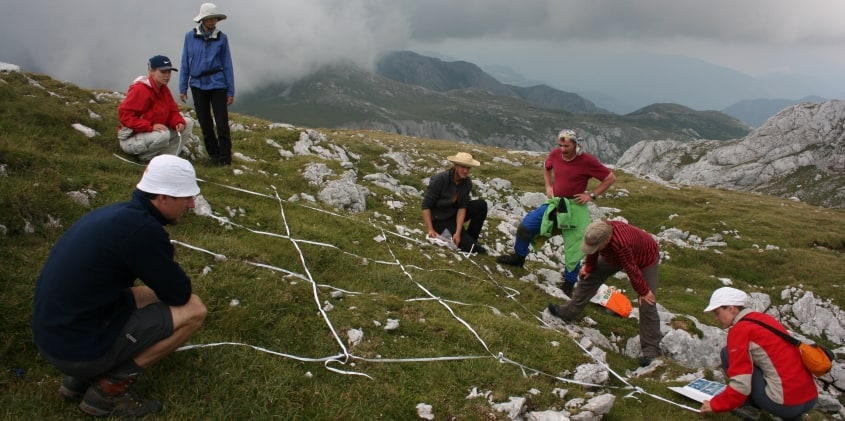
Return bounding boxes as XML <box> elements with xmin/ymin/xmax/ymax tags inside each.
<box><xmin>617</xmin><ymin>100</ymin><xmax>845</xmax><ymax>208</ymax></box>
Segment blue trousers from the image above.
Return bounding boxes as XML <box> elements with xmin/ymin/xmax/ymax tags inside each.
<box><xmin>512</xmin><ymin>202</ymin><xmax>590</xmax><ymax>274</ymax></box>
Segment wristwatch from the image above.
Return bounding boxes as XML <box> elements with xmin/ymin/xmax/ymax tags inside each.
<box><xmin>589</xmin><ymin>191</ymin><xmax>597</xmax><ymax>201</ymax></box>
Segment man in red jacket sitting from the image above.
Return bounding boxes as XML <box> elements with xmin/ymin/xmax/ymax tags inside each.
<box><xmin>117</xmin><ymin>55</ymin><xmax>193</xmax><ymax>162</ymax></box>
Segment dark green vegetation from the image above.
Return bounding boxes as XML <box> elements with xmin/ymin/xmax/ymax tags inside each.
<box><xmin>1</xmin><ymin>70</ymin><xmax>842</xmax><ymax>420</ymax></box>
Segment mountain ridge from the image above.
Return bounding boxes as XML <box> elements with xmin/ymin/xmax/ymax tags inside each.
<box><xmin>618</xmin><ymin>100</ymin><xmax>845</xmax><ymax>208</ymax></box>
<box><xmin>376</xmin><ymin>51</ymin><xmax>611</xmax><ymax>115</ymax></box>
<box><xmin>234</xmin><ymin>53</ymin><xmax>750</xmax><ymax>164</ymax></box>
<box><xmin>720</xmin><ymin>95</ymin><xmax>828</xmax><ymax>127</ymax></box>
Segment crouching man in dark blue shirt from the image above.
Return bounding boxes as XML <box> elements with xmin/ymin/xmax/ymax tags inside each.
<box><xmin>32</xmin><ymin>155</ymin><xmax>207</xmax><ymax>418</ymax></box>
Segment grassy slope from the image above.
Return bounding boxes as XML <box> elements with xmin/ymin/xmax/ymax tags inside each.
<box><xmin>1</xmin><ymin>70</ymin><xmax>843</xmax><ymax>420</ymax></box>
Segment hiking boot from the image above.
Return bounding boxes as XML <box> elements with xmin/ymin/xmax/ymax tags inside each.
<box><xmin>638</xmin><ymin>357</ymin><xmax>655</xmax><ymax>367</ymax></box>
<box><xmin>561</xmin><ymin>281</ymin><xmax>575</xmax><ymax>297</ymax></box>
<box><xmin>204</xmin><ymin>155</ymin><xmax>230</xmax><ymax>167</ymax></box>
<box><xmin>496</xmin><ymin>253</ymin><xmax>525</xmax><ymax>267</ymax></box>
<box><xmin>731</xmin><ymin>405</ymin><xmax>761</xmax><ymax>421</ymax></box>
<box><xmin>79</xmin><ymin>376</ymin><xmax>162</xmax><ymax>419</ymax></box>
<box><xmin>463</xmin><ymin>244</ymin><xmax>486</xmax><ymax>254</ymax></box>
<box><xmin>58</xmin><ymin>376</ymin><xmax>90</xmax><ymax>401</ymax></box>
<box><xmin>547</xmin><ymin>303</ymin><xmax>566</xmax><ymax>320</ymax></box>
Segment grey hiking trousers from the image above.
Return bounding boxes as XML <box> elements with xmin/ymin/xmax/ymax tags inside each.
<box><xmin>118</xmin><ymin>120</ymin><xmax>193</xmax><ymax>162</ymax></box>
<box><xmin>556</xmin><ymin>257</ymin><xmax>662</xmax><ymax>358</ymax></box>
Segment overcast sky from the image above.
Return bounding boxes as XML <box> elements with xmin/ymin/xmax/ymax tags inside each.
<box><xmin>2</xmin><ymin>0</ymin><xmax>843</xmax><ymax>108</ymax></box>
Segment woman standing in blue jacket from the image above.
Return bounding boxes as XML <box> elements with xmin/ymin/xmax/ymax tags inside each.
<box><xmin>180</xmin><ymin>3</ymin><xmax>235</xmax><ymax>166</ymax></box>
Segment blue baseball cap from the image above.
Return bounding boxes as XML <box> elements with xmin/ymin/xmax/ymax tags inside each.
<box><xmin>148</xmin><ymin>55</ymin><xmax>178</xmax><ymax>72</ymax></box>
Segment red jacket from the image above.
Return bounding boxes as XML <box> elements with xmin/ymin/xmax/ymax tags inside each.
<box><xmin>118</xmin><ymin>75</ymin><xmax>185</xmax><ymax>133</ymax></box>
<box><xmin>710</xmin><ymin>310</ymin><xmax>818</xmax><ymax>412</ymax></box>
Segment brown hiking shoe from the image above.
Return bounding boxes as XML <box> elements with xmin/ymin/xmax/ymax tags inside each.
<box><xmin>496</xmin><ymin>253</ymin><xmax>525</xmax><ymax>267</ymax></box>
<box><xmin>58</xmin><ymin>376</ymin><xmax>90</xmax><ymax>401</ymax></box>
<box><xmin>547</xmin><ymin>303</ymin><xmax>567</xmax><ymax>320</ymax></box>
<box><xmin>79</xmin><ymin>376</ymin><xmax>162</xmax><ymax>419</ymax></box>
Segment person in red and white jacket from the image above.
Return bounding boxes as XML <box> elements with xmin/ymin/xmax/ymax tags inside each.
<box><xmin>700</xmin><ymin>287</ymin><xmax>817</xmax><ymax>420</ymax></box>
<box><xmin>117</xmin><ymin>55</ymin><xmax>192</xmax><ymax>162</ymax></box>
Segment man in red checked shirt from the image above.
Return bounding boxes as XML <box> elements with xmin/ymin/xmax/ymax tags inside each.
<box><xmin>547</xmin><ymin>219</ymin><xmax>662</xmax><ymax>367</ymax></box>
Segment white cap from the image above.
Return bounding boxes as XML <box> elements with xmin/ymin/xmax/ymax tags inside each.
<box><xmin>136</xmin><ymin>155</ymin><xmax>200</xmax><ymax>197</ymax></box>
<box><xmin>703</xmin><ymin>287</ymin><xmax>748</xmax><ymax>312</ymax></box>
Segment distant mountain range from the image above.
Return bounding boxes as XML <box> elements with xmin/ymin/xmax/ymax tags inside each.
<box><xmin>470</xmin><ymin>49</ymin><xmax>839</xmax><ymax>116</ymax></box>
<box><xmin>234</xmin><ymin>51</ymin><xmax>750</xmax><ymax>163</ymax></box>
<box><xmin>720</xmin><ymin>95</ymin><xmax>827</xmax><ymax>127</ymax></box>
<box><xmin>376</xmin><ymin>51</ymin><xmax>610</xmax><ymax>115</ymax></box>
<box><xmin>472</xmin><ymin>60</ymin><xmax>828</xmax><ymax>128</ymax></box>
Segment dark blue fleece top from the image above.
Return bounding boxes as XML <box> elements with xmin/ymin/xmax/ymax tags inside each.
<box><xmin>32</xmin><ymin>190</ymin><xmax>192</xmax><ymax>361</ymax></box>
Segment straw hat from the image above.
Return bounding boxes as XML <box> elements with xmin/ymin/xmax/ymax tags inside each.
<box><xmin>447</xmin><ymin>152</ymin><xmax>480</xmax><ymax>167</ymax></box>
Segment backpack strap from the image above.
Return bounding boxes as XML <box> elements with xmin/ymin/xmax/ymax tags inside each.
<box><xmin>737</xmin><ymin>317</ymin><xmax>801</xmax><ymax>346</ymax></box>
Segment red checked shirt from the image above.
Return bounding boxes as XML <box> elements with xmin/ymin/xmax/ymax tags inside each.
<box><xmin>583</xmin><ymin>220</ymin><xmax>658</xmax><ymax>297</ymax></box>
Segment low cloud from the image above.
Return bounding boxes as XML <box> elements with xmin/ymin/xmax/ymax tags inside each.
<box><xmin>2</xmin><ymin>0</ymin><xmax>843</xmax><ymax>95</ymax></box>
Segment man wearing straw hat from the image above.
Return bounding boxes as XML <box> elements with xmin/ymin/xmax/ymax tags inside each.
<box><xmin>32</xmin><ymin>155</ymin><xmax>207</xmax><ymax>418</ymax></box>
<box><xmin>422</xmin><ymin>151</ymin><xmax>489</xmax><ymax>254</ymax></box>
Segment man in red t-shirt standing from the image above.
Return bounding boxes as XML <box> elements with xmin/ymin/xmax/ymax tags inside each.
<box><xmin>497</xmin><ymin>130</ymin><xmax>616</xmax><ymax>295</ymax></box>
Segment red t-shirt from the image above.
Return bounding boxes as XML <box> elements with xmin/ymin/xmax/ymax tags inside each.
<box><xmin>545</xmin><ymin>150</ymin><xmax>611</xmax><ymax>197</ymax></box>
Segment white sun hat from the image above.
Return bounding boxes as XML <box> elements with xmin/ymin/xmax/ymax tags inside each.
<box><xmin>194</xmin><ymin>3</ymin><xmax>227</xmax><ymax>23</ymax></box>
<box><xmin>137</xmin><ymin>155</ymin><xmax>201</xmax><ymax>197</ymax></box>
<box><xmin>703</xmin><ymin>287</ymin><xmax>748</xmax><ymax>312</ymax></box>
